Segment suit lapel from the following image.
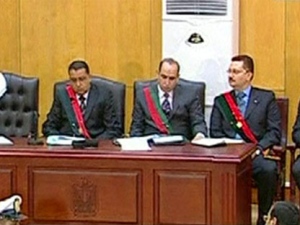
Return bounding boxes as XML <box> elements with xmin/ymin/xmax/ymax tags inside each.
<box><xmin>84</xmin><ymin>84</ymin><xmax>97</xmax><ymax>120</ymax></box>
<box><xmin>245</xmin><ymin>88</ymin><xmax>260</xmax><ymax>119</ymax></box>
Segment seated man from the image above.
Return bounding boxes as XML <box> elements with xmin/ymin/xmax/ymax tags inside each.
<box><xmin>42</xmin><ymin>60</ymin><xmax>122</xmax><ymax>139</ymax></box>
<box><xmin>129</xmin><ymin>57</ymin><xmax>207</xmax><ymax>140</ymax></box>
<box><xmin>291</xmin><ymin>101</ymin><xmax>300</xmax><ymax>189</ymax></box>
<box><xmin>209</xmin><ymin>54</ymin><xmax>281</xmax><ymax>225</ymax></box>
<box><xmin>0</xmin><ymin>195</ymin><xmax>27</xmax><ymax>225</ymax></box>
<box><xmin>264</xmin><ymin>201</ymin><xmax>300</xmax><ymax>225</ymax></box>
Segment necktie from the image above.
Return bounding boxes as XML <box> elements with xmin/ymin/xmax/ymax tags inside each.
<box><xmin>236</xmin><ymin>92</ymin><xmax>246</xmax><ymax>115</ymax></box>
<box><xmin>162</xmin><ymin>92</ymin><xmax>171</xmax><ymax>116</ymax></box>
<box><xmin>79</xmin><ymin>95</ymin><xmax>86</xmax><ymax>114</ymax></box>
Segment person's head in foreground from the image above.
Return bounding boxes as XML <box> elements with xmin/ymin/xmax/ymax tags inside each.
<box><xmin>265</xmin><ymin>201</ymin><xmax>300</xmax><ymax>225</ymax></box>
<box><xmin>0</xmin><ymin>195</ymin><xmax>27</xmax><ymax>225</ymax></box>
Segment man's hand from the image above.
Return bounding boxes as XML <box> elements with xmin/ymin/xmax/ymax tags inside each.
<box><xmin>192</xmin><ymin>133</ymin><xmax>205</xmax><ymax>142</ymax></box>
<box><xmin>251</xmin><ymin>148</ymin><xmax>280</xmax><ymax>161</ymax></box>
<box><xmin>251</xmin><ymin>148</ymin><xmax>261</xmax><ymax>159</ymax></box>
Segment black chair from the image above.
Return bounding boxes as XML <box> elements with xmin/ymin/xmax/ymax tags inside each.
<box><xmin>288</xmin><ymin>144</ymin><xmax>298</xmax><ymax>202</ymax></box>
<box><xmin>0</xmin><ymin>72</ymin><xmax>39</xmax><ymax>137</ymax></box>
<box><xmin>91</xmin><ymin>75</ymin><xmax>126</xmax><ymax>133</ymax></box>
<box><xmin>252</xmin><ymin>97</ymin><xmax>288</xmax><ymax>202</ymax></box>
<box><xmin>272</xmin><ymin>97</ymin><xmax>289</xmax><ymax>200</ymax></box>
<box><xmin>55</xmin><ymin>75</ymin><xmax>126</xmax><ymax>134</ymax></box>
<box><xmin>133</xmin><ymin>78</ymin><xmax>206</xmax><ymax>114</ymax></box>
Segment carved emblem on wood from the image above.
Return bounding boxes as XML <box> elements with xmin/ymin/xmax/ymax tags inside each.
<box><xmin>72</xmin><ymin>177</ymin><xmax>97</xmax><ymax>217</ymax></box>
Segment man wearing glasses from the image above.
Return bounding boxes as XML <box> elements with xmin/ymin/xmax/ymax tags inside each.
<box><xmin>129</xmin><ymin>57</ymin><xmax>207</xmax><ymax>141</ymax></box>
<box><xmin>42</xmin><ymin>60</ymin><xmax>122</xmax><ymax>139</ymax></box>
<box><xmin>210</xmin><ymin>54</ymin><xmax>281</xmax><ymax>225</ymax></box>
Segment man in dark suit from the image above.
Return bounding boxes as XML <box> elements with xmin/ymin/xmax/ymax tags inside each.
<box><xmin>42</xmin><ymin>60</ymin><xmax>122</xmax><ymax>139</ymax></box>
<box><xmin>291</xmin><ymin>101</ymin><xmax>300</xmax><ymax>190</ymax></box>
<box><xmin>210</xmin><ymin>55</ymin><xmax>281</xmax><ymax>225</ymax></box>
<box><xmin>130</xmin><ymin>58</ymin><xmax>207</xmax><ymax>140</ymax></box>
<box><xmin>264</xmin><ymin>201</ymin><xmax>300</xmax><ymax>225</ymax></box>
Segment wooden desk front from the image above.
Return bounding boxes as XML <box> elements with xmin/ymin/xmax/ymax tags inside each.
<box><xmin>0</xmin><ymin>139</ymin><xmax>255</xmax><ymax>225</ymax></box>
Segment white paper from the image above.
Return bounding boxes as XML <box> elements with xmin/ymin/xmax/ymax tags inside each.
<box><xmin>116</xmin><ymin>135</ymin><xmax>157</xmax><ymax>151</ymax></box>
<box><xmin>0</xmin><ymin>136</ymin><xmax>13</xmax><ymax>145</ymax></box>
<box><xmin>191</xmin><ymin>138</ymin><xmax>244</xmax><ymax>147</ymax></box>
<box><xmin>222</xmin><ymin>138</ymin><xmax>245</xmax><ymax>144</ymax></box>
<box><xmin>151</xmin><ymin>135</ymin><xmax>184</xmax><ymax>144</ymax></box>
<box><xmin>46</xmin><ymin>135</ymin><xmax>85</xmax><ymax>146</ymax></box>
<box><xmin>0</xmin><ymin>72</ymin><xmax>7</xmax><ymax>99</ymax></box>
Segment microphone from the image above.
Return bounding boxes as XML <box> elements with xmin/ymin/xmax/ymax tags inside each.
<box><xmin>72</xmin><ymin>139</ymin><xmax>99</xmax><ymax>149</ymax></box>
<box><xmin>27</xmin><ymin>111</ymin><xmax>44</xmax><ymax>145</ymax></box>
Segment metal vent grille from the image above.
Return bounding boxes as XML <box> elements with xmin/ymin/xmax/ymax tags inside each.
<box><xmin>166</xmin><ymin>0</ymin><xmax>227</xmax><ymax>16</ymax></box>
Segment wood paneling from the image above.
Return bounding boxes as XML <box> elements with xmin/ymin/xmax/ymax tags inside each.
<box><xmin>0</xmin><ymin>0</ymin><xmax>161</xmax><ymax>134</ymax></box>
<box><xmin>239</xmin><ymin>0</ymin><xmax>285</xmax><ymax>91</ymax></box>
<box><xmin>155</xmin><ymin>170</ymin><xmax>211</xmax><ymax>224</ymax></box>
<box><xmin>31</xmin><ymin>168</ymin><xmax>141</xmax><ymax>223</ymax></box>
<box><xmin>85</xmin><ymin>0</ymin><xmax>161</xmax><ymax>131</ymax></box>
<box><xmin>285</xmin><ymin>2</ymin><xmax>300</xmax><ymax>182</ymax></box>
<box><xmin>0</xmin><ymin>139</ymin><xmax>255</xmax><ymax>225</ymax></box>
<box><xmin>86</xmin><ymin>0</ymin><xmax>152</xmax><ymax>82</ymax></box>
<box><xmin>0</xmin><ymin>167</ymin><xmax>16</xmax><ymax>197</ymax></box>
<box><xmin>20</xmin><ymin>0</ymin><xmax>86</xmax><ymax>130</ymax></box>
<box><xmin>286</xmin><ymin>2</ymin><xmax>300</xmax><ymax>138</ymax></box>
<box><xmin>0</xmin><ymin>0</ymin><xmax>20</xmax><ymax>72</ymax></box>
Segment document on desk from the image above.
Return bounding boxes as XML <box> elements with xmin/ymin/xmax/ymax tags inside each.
<box><xmin>150</xmin><ymin>135</ymin><xmax>185</xmax><ymax>145</ymax></box>
<box><xmin>46</xmin><ymin>135</ymin><xmax>85</xmax><ymax>146</ymax></box>
<box><xmin>191</xmin><ymin>138</ymin><xmax>244</xmax><ymax>147</ymax></box>
<box><xmin>116</xmin><ymin>136</ymin><xmax>154</xmax><ymax>151</ymax></box>
<box><xmin>0</xmin><ymin>135</ymin><xmax>13</xmax><ymax>145</ymax></box>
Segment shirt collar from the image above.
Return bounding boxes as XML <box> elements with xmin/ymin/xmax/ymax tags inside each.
<box><xmin>77</xmin><ymin>91</ymin><xmax>89</xmax><ymax>100</ymax></box>
<box><xmin>235</xmin><ymin>86</ymin><xmax>251</xmax><ymax>98</ymax></box>
<box><xmin>157</xmin><ymin>85</ymin><xmax>173</xmax><ymax>99</ymax></box>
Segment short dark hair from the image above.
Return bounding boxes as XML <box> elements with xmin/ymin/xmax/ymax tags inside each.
<box><xmin>231</xmin><ymin>54</ymin><xmax>254</xmax><ymax>73</ymax></box>
<box><xmin>68</xmin><ymin>60</ymin><xmax>90</xmax><ymax>74</ymax></box>
<box><xmin>270</xmin><ymin>201</ymin><xmax>300</xmax><ymax>225</ymax></box>
<box><xmin>158</xmin><ymin>58</ymin><xmax>180</xmax><ymax>74</ymax></box>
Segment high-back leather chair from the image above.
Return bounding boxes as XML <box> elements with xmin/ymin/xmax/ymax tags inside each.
<box><xmin>55</xmin><ymin>75</ymin><xmax>126</xmax><ymax>134</ymax></box>
<box><xmin>251</xmin><ymin>97</ymin><xmax>288</xmax><ymax>202</ymax></box>
<box><xmin>272</xmin><ymin>97</ymin><xmax>289</xmax><ymax>200</ymax></box>
<box><xmin>133</xmin><ymin>78</ymin><xmax>206</xmax><ymax>114</ymax></box>
<box><xmin>91</xmin><ymin>75</ymin><xmax>126</xmax><ymax>133</ymax></box>
<box><xmin>0</xmin><ymin>72</ymin><xmax>39</xmax><ymax>137</ymax></box>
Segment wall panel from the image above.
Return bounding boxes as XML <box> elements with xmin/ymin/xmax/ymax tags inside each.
<box><xmin>285</xmin><ymin>2</ymin><xmax>300</xmax><ymax>183</ymax></box>
<box><xmin>86</xmin><ymin>0</ymin><xmax>161</xmax><ymax>131</ymax></box>
<box><xmin>20</xmin><ymin>0</ymin><xmax>86</xmax><ymax>128</ymax></box>
<box><xmin>0</xmin><ymin>0</ymin><xmax>20</xmax><ymax>72</ymax></box>
<box><xmin>239</xmin><ymin>0</ymin><xmax>285</xmax><ymax>91</ymax></box>
<box><xmin>286</xmin><ymin>2</ymin><xmax>300</xmax><ymax>139</ymax></box>
<box><xmin>0</xmin><ymin>0</ymin><xmax>161</xmax><ymax>133</ymax></box>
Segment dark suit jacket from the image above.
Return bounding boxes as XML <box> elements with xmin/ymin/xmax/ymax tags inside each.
<box><xmin>209</xmin><ymin>87</ymin><xmax>281</xmax><ymax>150</ymax></box>
<box><xmin>42</xmin><ymin>82</ymin><xmax>122</xmax><ymax>139</ymax></box>
<box><xmin>129</xmin><ymin>82</ymin><xmax>207</xmax><ymax>140</ymax></box>
<box><xmin>292</xmin><ymin>100</ymin><xmax>300</xmax><ymax>145</ymax></box>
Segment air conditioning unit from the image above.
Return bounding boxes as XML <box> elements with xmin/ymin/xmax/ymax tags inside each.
<box><xmin>163</xmin><ymin>0</ymin><xmax>234</xmax><ymax>20</ymax></box>
<box><xmin>163</xmin><ymin>0</ymin><xmax>239</xmax><ymax>122</ymax></box>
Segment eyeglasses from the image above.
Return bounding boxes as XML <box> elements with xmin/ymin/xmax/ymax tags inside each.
<box><xmin>226</xmin><ymin>69</ymin><xmax>248</xmax><ymax>75</ymax></box>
